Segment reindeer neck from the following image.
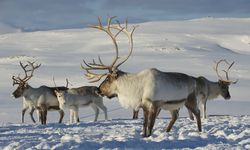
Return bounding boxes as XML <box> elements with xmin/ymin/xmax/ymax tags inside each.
<box><xmin>207</xmin><ymin>81</ymin><xmax>221</xmax><ymax>100</ymax></box>
<box><xmin>114</xmin><ymin>70</ymin><xmax>148</xmax><ymax>109</ymax></box>
<box><xmin>23</xmin><ymin>84</ymin><xmax>39</xmax><ymax>99</ymax></box>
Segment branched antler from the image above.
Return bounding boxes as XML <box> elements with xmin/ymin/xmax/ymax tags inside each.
<box><xmin>82</xmin><ymin>16</ymin><xmax>137</xmax><ymax>82</ymax></box>
<box><xmin>12</xmin><ymin>61</ymin><xmax>41</xmax><ymax>86</ymax></box>
<box><xmin>53</xmin><ymin>77</ymin><xmax>72</xmax><ymax>90</ymax></box>
<box><xmin>214</xmin><ymin>59</ymin><xmax>238</xmax><ymax>84</ymax></box>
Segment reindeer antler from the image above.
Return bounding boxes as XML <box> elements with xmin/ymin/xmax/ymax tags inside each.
<box><xmin>12</xmin><ymin>61</ymin><xmax>41</xmax><ymax>86</ymax></box>
<box><xmin>53</xmin><ymin>77</ymin><xmax>72</xmax><ymax>89</ymax></box>
<box><xmin>214</xmin><ymin>59</ymin><xmax>238</xmax><ymax>84</ymax></box>
<box><xmin>82</xmin><ymin>16</ymin><xmax>137</xmax><ymax>82</ymax></box>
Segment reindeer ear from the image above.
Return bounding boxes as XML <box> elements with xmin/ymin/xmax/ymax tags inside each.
<box><xmin>54</xmin><ymin>90</ymin><xmax>58</xmax><ymax>95</ymax></box>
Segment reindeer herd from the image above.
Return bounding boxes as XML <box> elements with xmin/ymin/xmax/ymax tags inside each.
<box><xmin>11</xmin><ymin>17</ymin><xmax>237</xmax><ymax>137</ymax></box>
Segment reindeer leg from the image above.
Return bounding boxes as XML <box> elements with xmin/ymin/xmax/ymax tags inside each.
<box><xmin>133</xmin><ymin>109</ymin><xmax>139</xmax><ymax>119</ymax></box>
<box><xmin>166</xmin><ymin>109</ymin><xmax>179</xmax><ymax>132</ymax></box>
<box><xmin>40</xmin><ymin>110</ymin><xmax>44</xmax><ymax>124</ymax></box>
<box><xmin>91</xmin><ymin>104</ymin><xmax>99</xmax><ymax>122</ymax></box>
<box><xmin>188</xmin><ymin>106</ymin><xmax>202</xmax><ymax>132</ymax></box>
<box><xmin>156</xmin><ymin>108</ymin><xmax>161</xmax><ymax>117</ymax></box>
<box><xmin>187</xmin><ymin>108</ymin><xmax>194</xmax><ymax>120</ymax></box>
<box><xmin>203</xmin><ymin>100</ymin><xmax>207</xmax><ymax>119</ymax></box>
<box><xmin>44</xmin><ymin>108</ymin><xmax>47</xmax><ymax>125</ymax></box>
<box><xmin>71</xmin><ymin>106</ymin><xmax>78</xmax><ymax>123</ymax></box>
<box><xmin>40</xmin><ymin>104</ymin><xmax>47</xmax><ymax>125</ymax></box>
<box><xmin>75</xmin><ymin>107</ymin><xmax>79</xmax><ymax>123</ymax></box>
<box><xmin>72</xmin><ymin>109</ymin><xmax>76</xmax><ymax>123</ymax></box>
<box><xmin>96</xmin><ymin>101</ymin><xmax>108</xmax><ymax>120</ymax></box>
<box><xmin>30</xmin><ymin>108</ymin><xmax>36</xmax><ymax>123</ymax></box>
<box><xmin>147</xmin><ymin>103</ymin><xmax>158</xmax><ymax>137</ymax></box>
<box><xmin>69</xmin><ymin>109</ymin><xmax>73</xmax><ymax>124</ymax></box>
<box><xmin>58</xmin><ymin>109</ymin><xmax>64</xmax><ymax>123</ymax></box>
<box><xmin>37</xmin><ymin>106</ymin><xmax>44</xmax><ymax>124</ymax></box>
<box><xmin>142</xmin><ymin>106</ymin><xmax>149</xmax><ymax>137</ymax></box>
<box><xmin>38</xmin><ymin>109</ymin><xmax>42</xmax><ymax>124</ymax></box>
<box><xmin>22</xmin><ymin>107</ymin><xmax>28</xmax><ymax>123</ymax></box>
<box><xmin>185</xmin><ymin>96</ymin><xmax>202</xmax><ymax>132</ymax></box>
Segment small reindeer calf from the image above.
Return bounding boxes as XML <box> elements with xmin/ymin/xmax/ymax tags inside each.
<box><xmin>55</xmin><ymin>85</ymin><xmax>108</xmax><ymax>123</ymax></box>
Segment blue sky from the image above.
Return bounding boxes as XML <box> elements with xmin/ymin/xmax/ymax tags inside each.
<box><xmin>0</xmin><ymin>0</ymin><xmax>250</xmax><ymax>31</ymax></box>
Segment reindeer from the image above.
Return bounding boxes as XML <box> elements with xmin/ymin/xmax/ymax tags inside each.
<box><xmin>81</xmin><ymin>17</ymin><xmax>202</xmax><ymax>137</ymax></box>
<box><xmin>54</xmin><ymin>79</ymin><xmax>108</xmax><ymax>123</ymax></box>
<box><xmin>134</xmin><ymin>60</ymin><xmax>238</xmax><ymax>120</ymax></box>
<box><xmin>188</xmin><ymin>59</ymin><xmax>237</xmax><ymax>120</ymax></box>
<box><xmin>12</xmin><ymin>61</ymin><xmax>68</xmax><ymax>124</ymax></box>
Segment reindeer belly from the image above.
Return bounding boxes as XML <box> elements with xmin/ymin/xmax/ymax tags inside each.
<box><xmin>160</xmin><ymin>99</ymin><xmax>186</xmax><ymax>111</ymax></box>
<box><xmin>151</xmin><ymin>83</ymin><xmax>190</xmax><ymax>102</ymax></box>
<box><xmin>67</xmin><ymin>95</ymin><xmax>92</xmax><ymax>106</ymax></box>
<box><xmin>78</xmin><ymin>100</ymin><xmax>92</xmax><ymax>106</ymax></box>
<box><xmin>46</xmin><ymin>97</ymin><xmax>59</xmax><ymax>106</ymax></box>
<box><xmin>34</xmin><ymin>94</ymin><xmax>59</xmax><ymax>107</ymax></box>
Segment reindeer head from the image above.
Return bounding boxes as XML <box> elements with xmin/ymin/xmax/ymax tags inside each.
<box><xmin>214</xmin><ymin>59</ymin><xmax>238</xmax><ymax>100</ymax></box>
<box><xmin>12</xmin><ymin>61</ymin><xmax>41</xmax><ymax>98</ymax></box>
<box><xmin>53</xmin><ymin>78</ymin><xmax>69</xmax><ymax>109</ymax></box>
<box><xmin>54</xmin><ymin>90</ymin><xmax>66</xmax><ymax>109</ymax></box>
<box><xmin>81</xmin><ymin>16</ymin><xmax>136</xmax><ymax>98</ymax></box>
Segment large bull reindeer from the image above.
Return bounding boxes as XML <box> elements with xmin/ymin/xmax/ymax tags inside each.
<box><xmin>188</xmin><ymin>59</ymin><xmax>238</xmax><ymax>119</ymax></box>
<box><xmin>12</xmin><ymin>61</ymin><xmax>67</xmax><ymax>124</ymax></box>
<box><xmin>81</xmin><ymin>17</ymin><xmax>201</xmax><ymax>137</ymax></box>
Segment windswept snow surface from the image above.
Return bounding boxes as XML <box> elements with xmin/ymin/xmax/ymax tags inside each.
<box><xmin>1</xmin><ymin>116</ymin><xmax>250</xmax><ymax>149</ymax></box>
<box><xmin>0</xmin><ymin>18</ymin><xmax>250</xmax><ymax>149</ymax></box>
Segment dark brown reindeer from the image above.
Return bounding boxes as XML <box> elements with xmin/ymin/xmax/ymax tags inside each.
<box><xmin>188</xmin><ymin>59</ymin><xmax>238</xmax><ymax>120</ymax></box>
<box><xmin>12</xmin><ymin>61</ymin><xmax>67</xmax><ymax>124</ymax></box>
<box><xmin>81</xmin><ymin>17</ymin><xmax>202</xmax><ymax>137</ymax></box>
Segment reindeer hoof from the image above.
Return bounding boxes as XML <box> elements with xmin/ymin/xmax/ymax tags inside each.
<box><xmin>143</xmin><ymin>134</ymin><xmax>151</xmax><ymax>137</ymax></box>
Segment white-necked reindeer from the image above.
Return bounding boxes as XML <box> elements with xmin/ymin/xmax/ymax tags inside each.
<box><xmin>81</xmin><ymin>17</ymin><xmax>202</xmax><ymax>137</ymax></box>
<box><xmin>12</xmin><ymin>61</ymin><xmax>68</xmax><ymax>124</ymax></box>
<box><xmin>54</xmin><ymin>80</ymin><xmax>108</xmax><ymax>123</ymax></box>
<box><xmin>188</xmin><ymin>59</ymin><xmax>237</xmax><ymax>120</ymax></box>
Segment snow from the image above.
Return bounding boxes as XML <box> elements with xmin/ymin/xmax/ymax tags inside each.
<box><xmin>0</xmin><ymin>116</ymin><xmax>249</xmax><ymax>149</ymax></box>
<box><xmin>0</xmin><ymin>0</ymin><xmax>250</xmax><ymax>149</ymax></box>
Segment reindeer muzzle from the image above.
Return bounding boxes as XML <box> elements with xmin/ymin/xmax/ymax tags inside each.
<box><xmin>107</xmin><ymin>94</ymin><xmax>117</xmax><ymax>99</ymax></box>
<box><xmin>11</xmin><ymin>92</ymin><xmax>20</xmax><ymax>99</ymax></box>
<box><xmin>225</xmin><ymin>95</ymin><xmax>231</xmax><ymax>100</ymax></box>
<box><xmin>95</xmin><ymin>89</ymin><xmax>105</xmax><ymax>97</ymax></box>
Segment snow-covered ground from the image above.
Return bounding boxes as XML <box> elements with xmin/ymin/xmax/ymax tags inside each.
<box><xmin>1</xmin><ymin>116</ymin><xmax>250</xmax><ymax>149</ymax></box>
<box><xmin>1</xmin><ymin>0</ymin><xmax>250</xmax><ymax>149</ymax></box>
